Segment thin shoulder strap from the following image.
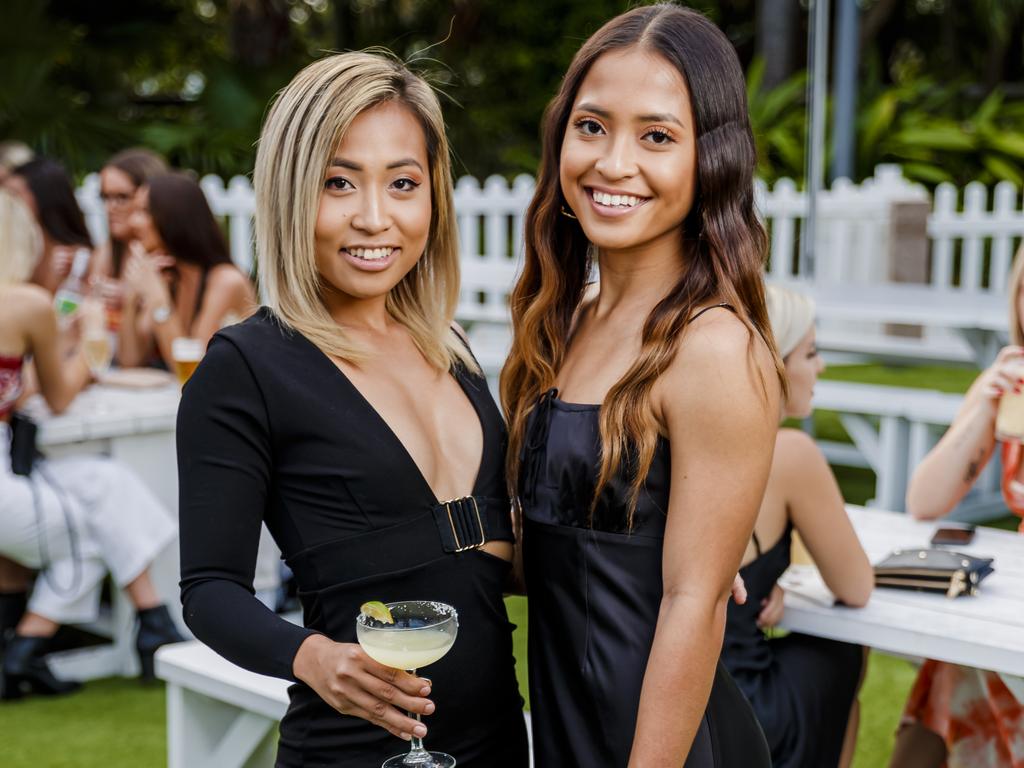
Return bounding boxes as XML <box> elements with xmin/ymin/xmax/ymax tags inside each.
<box><xmin>689</xmin><ymin>302</ymin><xmax>735</xmax><ymax>324</ymax></box>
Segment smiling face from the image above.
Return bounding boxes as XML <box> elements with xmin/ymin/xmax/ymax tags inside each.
<box><xmin>100</xmin><ymin>166</ymin><xmax>139</xmax><ymax>242</ymax></box>
<box><xmin>783</xmin><ymin>327</ymin><xmax>825</xmax><ymax>420</ymax></box>
<box><xmin>559</xmin><ymin>46</ymin><xmax>697</xmax><ymax>257</ymax></box>
<box><xmin>313</xmin><ymin>100</ymin><xmax>432</xmax><ymax>311</ymax></box>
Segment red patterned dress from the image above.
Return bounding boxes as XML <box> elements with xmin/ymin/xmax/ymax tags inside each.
<box><xmin>899</xmin><ymin>441</ymin><xmax>1024</xmax><ymax>767</ymax></box>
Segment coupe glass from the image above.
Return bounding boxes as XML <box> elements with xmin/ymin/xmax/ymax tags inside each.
<box><xmin>356</xmin><ymin>601</ymin><xmax>459</xmax><ymax>767</ymax></box>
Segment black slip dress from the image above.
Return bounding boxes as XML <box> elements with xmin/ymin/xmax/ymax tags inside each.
<box><xmin>723</xmin><ymin>525</ymin><xmax>864</xmax><ymax>768</ymax></box>
<box><xmin>518</xmin><ymin>305</ymin><xmax>772</xmax><ymax>768</ymax></box>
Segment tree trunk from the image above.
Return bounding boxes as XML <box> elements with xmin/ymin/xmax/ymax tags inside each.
<box><xmin>228</xmin><ymin>0</ymin><xmax>291</xmax><ymax>69</ymax></box>
<box><xmin>756</xmin><ymin>0</ymin><xmax>800</xmax><ymax>91</ymax></box>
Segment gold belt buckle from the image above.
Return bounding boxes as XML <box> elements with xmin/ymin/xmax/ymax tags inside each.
<box><xmin>443</xmin><ymin>496</ymin><xmax>486</xmax><ymax>552</ymax></box>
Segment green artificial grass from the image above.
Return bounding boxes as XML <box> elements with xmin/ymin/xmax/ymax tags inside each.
<box><xmin>0</xmin><ymin>363</ymin><xmax>1012</xmax><ymax>767</ymax></box>
<box><xmin>0</xmin><ymin>676</ymin><xmax>166</xmax><ymax>767</ymax></box>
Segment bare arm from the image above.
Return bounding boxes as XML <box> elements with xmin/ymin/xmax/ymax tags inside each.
<box><xmin>22</xmin><ymin>287</ymin><xmax>90</xmax><ymax>414</ymax></box>
<box><xmin>905</xmin><ymin>346</ymin><xmax>1024</xmax><ymax>519</ymax></box>
<box><xmin>776</xmin><ymin>428</ymin><xmax>873</xmax><ymax>606</ymax></box>
<box><xmin>627</xmin><ymin>314</ymin><xmax>780</xmax><ymax>767</ymax></box>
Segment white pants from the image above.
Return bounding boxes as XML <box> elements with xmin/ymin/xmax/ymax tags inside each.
<box><xmin>0</xmin><ymin>422</ymin><xmax>175</xmax><ymax>624</ymax></box>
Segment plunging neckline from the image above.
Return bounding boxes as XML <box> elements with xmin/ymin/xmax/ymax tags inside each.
<box><xmin>304</xmin><ymin>335</ymin><xmax>488</xmax><ymax>505</ymax></box>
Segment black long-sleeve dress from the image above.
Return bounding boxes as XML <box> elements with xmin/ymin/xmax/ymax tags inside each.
<box><xmin>519</xmin><ymin>386</ymin><xmax>771</xmax><ymax>768</ymax></box>
<box><xmin>177</xmin><ymin>307</ymin><xmax>528</xmax><ymax>767</ymax></box>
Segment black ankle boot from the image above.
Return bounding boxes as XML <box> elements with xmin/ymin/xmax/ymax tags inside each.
<box><xmin>135</xmin><ymin>604</ymin><xmax>185</xmax><ymax>682</ymax></box>
<box><xmin>1</xmin><ymin>634</ymin><xmax>81</xmax><ymax>700</ymax></box>
<box><xmin>0</xmin><ymin>592</ymin><xmax>27</xmax><ymax>655</ymax></box>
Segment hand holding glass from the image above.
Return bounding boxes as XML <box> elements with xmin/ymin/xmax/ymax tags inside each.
<box><xmin>356</xmin><ymin>601</ymin><xmax>458</xmax><ymax>768</ymax></box>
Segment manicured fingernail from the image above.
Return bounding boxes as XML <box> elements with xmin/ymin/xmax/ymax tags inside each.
<box><xmin>419</xmin><ymin>685</ymin><xmax>431</xmax><ymax>696</ymax></box>
<box><xmin>424</xmin><ymin>702</ymin><xmax>435</xmax><ymax>715</ymax></box>
<box><xmin>414</xmin><ymin>725</ymin><xmax>427</xmax><ymax>737</ymax></box>
<box><xmin>400</xmin><ymin>732</ymin><xmax>411</xmax><ymax>741</ymax></box>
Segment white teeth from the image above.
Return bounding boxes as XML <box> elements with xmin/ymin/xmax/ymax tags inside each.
<box><xmin>592</xmin><ymin>191</ymin><xmax>641</xmax><ymax>208</ymax></box>
<box><xmin>348</xmin><ymin>247</ymin><xmax>394</xmax><ymax>261</ymax></box>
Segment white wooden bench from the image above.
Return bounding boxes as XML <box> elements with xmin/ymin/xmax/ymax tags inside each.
<box><xmin>812</xmin><ymin>380</ymin><xmax>1001</xmax><ymax>517</ymax></box>
<box><xmin>157</xmin><ymin>641</ymin><xmax>535</xmax><ymax>768</ymax></box>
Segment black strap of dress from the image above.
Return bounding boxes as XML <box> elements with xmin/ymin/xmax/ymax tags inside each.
<box><xmin>690</xmin><ymin>302</ymin><xmax>735</xmax><ymax>322</ymax></box>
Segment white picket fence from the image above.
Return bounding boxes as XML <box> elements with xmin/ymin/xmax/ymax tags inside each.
<box><xmin>76</xmin><ymin>164</ymin><xmax>1024</xmax><ymax>335</ymax></box>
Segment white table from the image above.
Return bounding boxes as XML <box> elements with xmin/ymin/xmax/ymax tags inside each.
<box><xmin>780</xmin><ymin>506</ymin><xmax>1024</xmax><ymax>677</ymax></box>
<box><xmin>23</xmin><ymin>380</ymin><xmax>280</xmax><ymax>679</ymax></box>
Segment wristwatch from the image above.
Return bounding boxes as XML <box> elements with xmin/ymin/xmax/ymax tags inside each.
<box><xmin>151</xmin><ymin>304</ymin><xmax>172</xmax><ymax>324</ymax></box>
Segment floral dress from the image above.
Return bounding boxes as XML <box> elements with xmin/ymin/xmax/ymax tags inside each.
<box><xmin>900</xmin><ymin>441</ymin><xmax>1024</xmax><ymax>767</ymax></box>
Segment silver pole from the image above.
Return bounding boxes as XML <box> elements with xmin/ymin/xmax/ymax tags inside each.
<box><xmin>802</xmin><ymin>0</ymin><xmax>831</xmax><ymax>281</ymax></box>
<box><xmin>832</xmin><ymin>0</ymin><xmax>860</xmax><ymax>181</ymax></box>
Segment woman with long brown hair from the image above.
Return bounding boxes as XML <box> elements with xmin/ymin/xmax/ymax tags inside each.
<box><xmin>502</xmin><ymin>5</ymin><xmax>781</xmax><ymax>765</ymax></box>
<box><xmin>90</xmin><ymin>148</ymin><xmax>167</xmax><ymax>282</ymax></box>
<box><xmin>119</xmin><ymin>172</ymin><xmax>256</xmax><ymax>367</ymax></box>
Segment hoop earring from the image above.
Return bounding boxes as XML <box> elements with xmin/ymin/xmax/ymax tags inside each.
<box><xmin>560</xmin><ymin>205</ymin><xmax>578</xmax><ymax>220</ymax></box>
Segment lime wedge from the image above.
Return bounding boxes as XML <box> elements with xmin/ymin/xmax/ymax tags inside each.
<box><xmin>360</xmin><ymin>601</ymin><xmax>394</xmax><ymax>624</ymax></box>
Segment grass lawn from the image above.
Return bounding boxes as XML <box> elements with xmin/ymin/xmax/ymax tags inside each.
<box><xmin>0</xmin><ymin>363</ymin><xmax>1007</xmax><ymax>767</ymax></box>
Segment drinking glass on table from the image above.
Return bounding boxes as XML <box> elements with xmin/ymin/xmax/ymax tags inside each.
<box><xmin>356</xmin><ymin>601</ymin><xmax>459</xmax><ymax>768</ymax></box>
<box><xmin>83</xmin><ymin>332</ymin><xmax>115</xmax><ymax>378</ymax></box>
<box><xmin>80</xmin><ymin>298</ymin><xmax>114</xmax><ymax>379</ymax></box>
<box><xmin>171</xmin><ymin>337</ymin><xmax>203</xmax><ymax>386</ymax></box>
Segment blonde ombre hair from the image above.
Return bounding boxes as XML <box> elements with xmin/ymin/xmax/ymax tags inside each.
<box><xmin>1009</xmin><ymin>244</ymin><xmax>1024</xmax><ymax>346</ymax></box>
<box><xmin>254</xmin><ymin>51</ymin><xmax>475</xmax><ymax>372</ymax></box>
<box><xmin>0</xmin><ymin>189</ymin><xmax>42</xmax><ymax>285</ymax></box>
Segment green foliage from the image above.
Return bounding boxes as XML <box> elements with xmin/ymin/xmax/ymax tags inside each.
<box><xmin>747</xmin><ymin>57</ymin><xmax>807</xmax><ymax>181</ymax></box>
<box><xmin>858</xmin><ymin>79</ymin><xmax>1024</xmax><ymax>187</ymax></box>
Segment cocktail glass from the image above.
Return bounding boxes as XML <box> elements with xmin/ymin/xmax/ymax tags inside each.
<box><xmin>356</xmin><ymin>601</ymin><xmax>458</xmax><ymax>767</ymax></box>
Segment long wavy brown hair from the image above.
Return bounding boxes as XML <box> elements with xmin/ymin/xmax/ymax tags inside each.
<box><xmin>501</xmin><ymin>3</ymin><xmax>785</xmax><ymax>525</ymax></box>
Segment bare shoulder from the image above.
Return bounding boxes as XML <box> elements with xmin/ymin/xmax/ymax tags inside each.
<box><xmin>657</xmin><ymin>307</ymin><xmax>780</xmax><ymax>428</ymax></box>
<box><xmin>663</xmin><ymin>307</ymin><xmax>777</xmax><ymax>393</ymax></box>
<box><xmin>208</xmin><ymin>264</ymin><xmax>250</xmax><ymax>291</ymax></box>
<box><xmin>774</xmin><ymin>427</ymin><xmax>827</xmax><ymax>471</ymax></box>
<box><xmin>7</xmin><ymin>284</ymin><xmax>54</xmax><ymax>318</ymax></box>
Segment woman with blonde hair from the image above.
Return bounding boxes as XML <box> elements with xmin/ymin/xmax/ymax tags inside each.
<box><xmin>722</xmin><ymin>284</ymin><xmax>873</xmax><ymax>768</ymax></box>
<box><xmin>176</xmin><ymin>52</ymin><xmax>528</xmax><ymax>767</ymax></box>
<box><xmin>0</xmin><ymin>189</ymin><xmax>182</xmax><ymax>698</ymax></box>
<box><xmin>890</xmin><ymin>246</ymin><xmax>1024</xmax><ymax>767</ymax></box>
<box><xmin>502</xmin><ymin>5</ymin><xmax>780</xmax><ymax>765</ymax></box>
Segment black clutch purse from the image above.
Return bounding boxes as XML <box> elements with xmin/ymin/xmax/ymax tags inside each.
<box><xmin>874</xmin><ymin>548</ymin><xmax>994</xmax><ymax>598</ymax></box>
<box><xmin>9</xmin><ymin>411</ymin><xmax>41</xmax><ymax>477</ymax></box>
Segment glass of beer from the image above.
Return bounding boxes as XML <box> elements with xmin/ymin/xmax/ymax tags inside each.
<box><xmin>997</xmin><ymin>388</ymin><xmax>1024</xmax><ymax>442</ymax></box>
<box><xmin>171</xmin><ymin>337</ymin><xmax>203</xmax><ymax>386</ymax></box>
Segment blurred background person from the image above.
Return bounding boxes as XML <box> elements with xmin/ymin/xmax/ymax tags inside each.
<box><xmin>89</xmin><ymin>147</ymin><xmax>168</xmax><ymax>284</ymax></box>
<box><xmin>891</xmin><ymin>246</ymin><xmax>1024</xmax><ymax>768</ymax></box>
<box><xmin>4</xmin><ymin>157</ymin><xmax>94</xmax><ymax>296</ymax></box>
<box><xmin>0</xmin><ymin>189</ymin><xmax>183</xmax><ymax>699</ymax></box>
<box><xmin>0</xmin><ymin>146</ymin><xmax>39</xmax><ymax>649</ymax></box>
<box><xmin>119</xmin><ymin>172</ymin><xmax>255</xmax><ymax>368</ymax></box>
<box><xmin>722</xmin><ymin>284</ymin><xmax>874</xmax><ymax>768</ymax></box>
<box><xmin>0</xmin><ymin>141</ymin><xmax>33</xmax><ymax>186</ymax></box>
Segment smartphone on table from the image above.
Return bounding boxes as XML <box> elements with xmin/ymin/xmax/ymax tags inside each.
<box><xmin>930</xmin><ymin>523</ymin><xmax>976</xmax><ymax>547</ymax></box>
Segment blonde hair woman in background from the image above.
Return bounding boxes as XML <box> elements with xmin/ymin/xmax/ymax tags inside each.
<box><xmin>890</xmin><ymin>246</ymin><xmax>1024</xmax><ymax>768</ymax></box>
<box><xmin>721</xmin><ymin>284</ymin><xmax>873</xmax><ymax>768</ymax></box>
<box><xmin>0</xmin><ymin>190</ymin><xmax>183</xmax><ymax>699</ymax></box>
<box><xmin>176</xmin><ymin>52</ymin><xmax>528</xmax><ymax>767</ymax></box>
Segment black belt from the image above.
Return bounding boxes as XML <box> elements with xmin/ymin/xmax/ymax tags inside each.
<box><xmin>286</xmin><ymin>495</ymin><xmax>514</xmax><ymax>589</ymax></box>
